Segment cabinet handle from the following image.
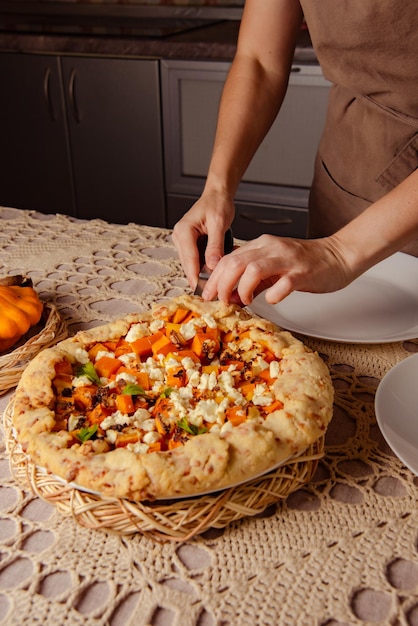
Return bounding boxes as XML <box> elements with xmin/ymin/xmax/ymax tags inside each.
<box><xmin>68</xmin><ymin>68</ymin><xmax>81</xmax><ymax>123</ymax></box>
<box><xmin>43</xmin><ymin>67</ymin><xmax>57</xmax><ymax>121</ymax></box>
<box><xmin>240</xmin><ymin>212</ymin><xmax>293</xmax><ymax>226</ymax></box>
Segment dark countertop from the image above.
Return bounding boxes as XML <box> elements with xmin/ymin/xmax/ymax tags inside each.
<box><xmin>0</xmin><ymin>19</ymin><xmax>316</xmax><ymax>63</ymax></box>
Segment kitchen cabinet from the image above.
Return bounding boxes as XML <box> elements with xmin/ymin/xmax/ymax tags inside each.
<box><xmin>0</xmin><ymin>53</ymin><xmax>75</xmax><ymax>215</ymax></box>
<box><xmin>0</xmin><ymin>52</ymin><xmax>165</xmax><ymax>226</ymax></box>
<box><xmin>161</xmin><ymin>59</ymin><xmax>331</xmax><ymax>239</ymax></box>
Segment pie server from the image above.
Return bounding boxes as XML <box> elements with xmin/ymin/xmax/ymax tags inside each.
<box><xmin>194</xmin><ymin>228</ymin><xmax>234</xmax><ymax>296</ymax></box>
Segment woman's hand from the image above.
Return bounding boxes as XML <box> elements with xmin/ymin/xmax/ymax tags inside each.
<box><xmin>172</xmin><ymin>190</ymin><xmax>235</xmax><ymax>289</ymax></box>
<box><xmin>199</xmin><ymin>234</ymin><xmax>354</xmax><ymax>305</ymax></box>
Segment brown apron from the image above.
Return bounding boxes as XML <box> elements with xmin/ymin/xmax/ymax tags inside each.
<box><xmin>299</xmin><ymin>0</ymin><xmax>418</xmax><ymax>255</ymax></box>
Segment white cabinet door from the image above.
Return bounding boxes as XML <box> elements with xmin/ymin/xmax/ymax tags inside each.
<box><xmin>162</xmin><ymin>59</ymin><xmax>331</xmax><ymax>205</ymax></box>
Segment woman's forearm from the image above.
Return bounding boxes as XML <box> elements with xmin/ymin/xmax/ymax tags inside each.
<box><xmin>203</xmin><ymin>0</ymin><xmax>304</xmax><ymax>198</ymax></box>
<box><xmin>330</xmin><ymin>167</ymin><xmax>418</xmax><ymax>276</ymax></box>
<box><xmin>204</xmin><ymin>59</ymin><xmax>289</xmax><ymax>197</ymax></box>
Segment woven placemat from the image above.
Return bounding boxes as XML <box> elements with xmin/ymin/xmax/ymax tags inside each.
<box><xmin>4</xmin><ymin>397</ymin><xmax>324</xmax><ymax>542</ymax></box>
<box><xmin>0</xmin><ymin>302</ymin><xmax>68</xmax><ymax>395</ymax></box>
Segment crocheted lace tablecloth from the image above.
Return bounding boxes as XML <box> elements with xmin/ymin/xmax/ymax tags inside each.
<box><xmin>0</xmin><ymin>207</ymin><xmax>417</xmax><ymax>626</ymax></box>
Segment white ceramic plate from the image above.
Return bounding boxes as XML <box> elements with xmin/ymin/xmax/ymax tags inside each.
<box><xmin>249</xmin><ymin>252</ymin><xmax>418</xmax><ymax>343</ymax></box>
<box><xmin>375</xmin><ymin>353</ymin><xmax>418</xmax><ymax>475</ymax></box>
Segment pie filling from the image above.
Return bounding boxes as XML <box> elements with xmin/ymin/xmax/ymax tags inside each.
<box><xmin>52</xmin><ymin>305</ymin><xmax>285</xmax><ymax>455</ymax></box>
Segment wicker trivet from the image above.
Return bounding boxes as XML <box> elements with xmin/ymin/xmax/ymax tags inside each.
<box><xmin>0</xmin><ymin>302</ymin><xmax>68</xmax><ymax>394</ymax></box>
<box><xmin>4</xmin><ymin>398</ymin><xmax>324</xmax><ymax>542</ymax></box>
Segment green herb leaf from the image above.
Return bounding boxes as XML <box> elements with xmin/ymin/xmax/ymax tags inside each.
<box><xmin>76</xmin><ymin>423</ymin><xmax>98</xmax><ymax>443</ymax></box>
<box><xmin>177</xmin><ymin>417</ymin><xmax>207</xmax><ymax>436</ymax></box>
<box><xmin>122</xmin><ymin>384</ymin><xmax>148</xmax><ymax>397</ymax></box>
<box><xmin>160</xmin><ymin>387</ymin><xmax>174</xmax><ymax>398</ymax></box>
<box><xmin>76</xmin><ymin>361</ymin><xmax>101</xmax><ymax>385</ymax></box>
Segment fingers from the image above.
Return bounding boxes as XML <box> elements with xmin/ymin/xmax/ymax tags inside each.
<box><xmin>172</xmin><ymin>194</ymin><xmax>235</xmax><ymax>289</ymax></box>
<box><xmin>264</xmin><ymin>274</ymin><xmax>295</xmax><ymax>303</ymax></box>
<box><xmin>204</xmin><ymin>230</ymin><xmax>229</xmax><ymax>271</ymax></box>
<box><xmin>172</xmin><ymin>222</ymin><xmax>202</xmax><ymax>289</ymax></box>
<box><xmin>202</xmin><ymin>243</ymin><xmax>278</xmax><ymax>304</ymax></box>
<box><xmin>201</xmin><ymin>235</ymin><xmax>303</xmax><ymax>304</ymax></box>
<box><xmin>176</xmin><ymin>227</ymin><xmax>352</xmax><ymax>306</ymax></box>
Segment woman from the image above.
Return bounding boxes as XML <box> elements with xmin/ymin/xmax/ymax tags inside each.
<box><xmin>172</xmin><ymin>0</ymin><xmax>418</xmax><ymax>305</ymax></box>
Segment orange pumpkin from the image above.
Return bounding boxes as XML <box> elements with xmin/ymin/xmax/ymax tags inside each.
<box><xmin>0</xmin><ymin>277</ymin><xmax>43</xmax><ymax>352</ymax></box>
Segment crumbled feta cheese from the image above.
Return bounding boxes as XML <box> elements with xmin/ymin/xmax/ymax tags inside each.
<box><xmin>68</xmin><ymin>415</ymin><xmax>84</xmax><ymax>431</ymax></box>
<box><xmin>143</xmin><ymin>431</ymin><xmax>160</xmax><ymax>444</ymax></box>
<box><xmin>116</xmin><ymin>372</ymin><xmax>137</xmax><ymax>385</ymax></box>
<box><xmin>187</xmin><ymin>370</ymin><xmax>201</xmax><ymax>388</ymax></box>
<box><xmin>269</xmin><ymin>360</ymin><xmax>280</xmax><ymax>379</ymax></box>
<box><xmin>75</xmin><ymin>348</ymin><xmax>89</xmax><ymax>364</ymax></box>
<box><xmin>208</xmin><ymin>371</ymin><xmax>218</xmax><ymax>390</ymax></box>
<box><xmin>149</xmin><ymin>318</ymin><xmax>165</xmax><ymax>333</ymax></box>
<box><xmin>101</xmin><ymin>411</ymin><xmax>130</xmax><ymax>430</ymax></box>
<box><xmin>170</xmin><ymin>390</ymin><xmax>192</xmax><ymax>418</ymax></box>
<box><xmin>105</xmin><ymin>429</ymin><xmax>118</xmax><ymax>444</ymax></box>
<box><xmin>254</xmin><ymin>383</ymin><xmax>268</xmax><ymax>396</ymax></box>
<box><xmin>96</xmin><ymin>350</ymin><xmax>114</xmax><ymax>361</ymax></box>
<box><xmin>133</xmin><ymin>408</ymin><xmax>152</xmax><ymax>423</ymax></box>
<box><xmin>164</xmin><ymin>357</ymin><xmax>179</xmax><ymax>370</ymax></box>
<box><xmin>252</xmin><ymin>388</ymin><xmax>273</xmax><ymax>406</ymax></box>
<box><xmin>181</xmin><ymin>356</ymin><xmax>200</xmax><ymax>371</ymax></box>
<box><xmin>143</xmin><ymin>357</ymin><xmax>164</xmax><ymax>381</ymax></box>
<box><xmin>151</xmin><ymin>382</ymin><xmax>165</xmax><ymax>394</ymax></box>
<box><xmin>253</xmin><ymin>356</ymin><xmax>269</xmax><ymax>373</ymax></box>
<box><xmin>125</xmin><ymin>323</ymin><xmax>149</xmax><ymax>343</ymax></box>
<box><xmin>197</xmin><ymin>373</ymin><xmax>209</xmax><ymax>392</ymax></box>
<box><xmin>189</xmin><ymin>399</ymin><xmax>224</xmax><ymax>424</ymax></box>
<box><xmin>201</xmin><ymin>313</ymin><xmax>217</xmax><ymax>329</ymax></box>
<box><xmin>127</xmin><ymin>442</ymin><xmax>149</xmax><ymax>454</ymax></box>
<box><xmin>242</xmin><ymin>349</ymin><xmax>260</xmax><ymax>363</ymax></box>
<box><xmin>217</xmin><ymin>370</ymin><xmax>246</xmax><ymax>405</ymax></box>
<box><xmin>180</xmin><ymin>321</ymin><xmax>197</xmax><ymax>340</ymax></box>
<box><xmin>228</xmin><ymin>388</ymin><xmax>246</xmax><ymax>405</ymax></box>
<box><xmin>141</xmin><ymin>418</ymin><xmax>157</xmax><ymax>432</ymax></box>
<box><xmin>240</xmin><ymin>337</ymin><xmax>253</xmax><ymax>351</ymax></box>
<box><xmin>118</xmin><ymin>352</ymin><xmax>137</xmax><ymax>365</ymax></box>
<box><xmin>188</xmin><ymin>413</ymin><xmax>204</xmax><ymax>428</ymax></box>
<box><xmin>220</xmin><ymin>420</ymin><xmax>234</xmax><ymax>434</ymax></box>
<box><xmin>218</xmin><ymin>370</ymin><xmax>235</xmax><ymax>391</ymax></box>
<box><xmin>197</xmin><ymin>371</ymin><xmax>217</xmax><ymax>392</ymax></box>
<box><xmin>73</xmin><ymin>375</ymin><xmax>93</xmax><ymax>388</ymax></box>
<box><xmin>150</xmin><ymin>367</ymin><xmax>165</xmax><ymax>381</ymax></box>
<box><xmin>176</xmin><ymin>386</ymin><xmax>194</xmax><ymax>401</ymax></box>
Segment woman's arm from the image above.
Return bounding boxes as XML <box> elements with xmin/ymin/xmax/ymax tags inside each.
<box><xmin>172</xmin><ymin>0</ymin><xmax>304</xmax><ymax>288</ymax></box>
<box><xmin>201</xmin><ymin>167</ymin><xmax>418</xmax><ymax>305</ymax></box>
<box><xmin>203</xmin><ymin>0</ymin><xmax>304</xmax><ymax>198</ymax></box>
